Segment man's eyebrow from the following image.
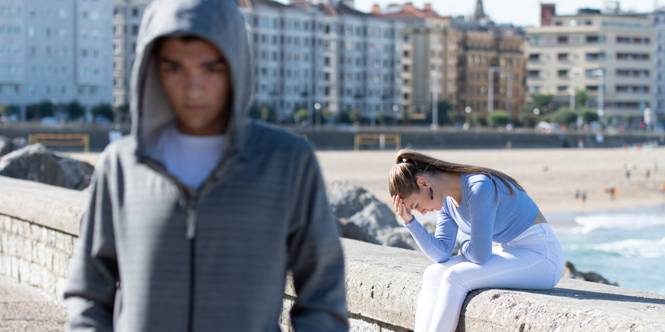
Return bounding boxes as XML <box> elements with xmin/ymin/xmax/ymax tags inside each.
<box><xmin>158</xmin><ymin>57</ymin><xmax>180</xmax><ymax>65</ymax></box>
<box><xmin>201</xmin><ymin>58</ymin><xmax>227</xmax><ymax>67</ymax></box>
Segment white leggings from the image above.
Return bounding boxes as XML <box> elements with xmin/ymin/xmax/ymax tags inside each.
<box><xmin>415</xmin><ymin>223</ymin><xmax>564</xmax><ymax>332</ymax></box>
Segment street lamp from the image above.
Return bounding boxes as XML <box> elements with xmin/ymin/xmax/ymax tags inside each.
<box><xmin>591</xmin><ymin>68</ymin><xmax>605</xmax><ymax>121</ymax></box>
<box><xmin>430</xmin><ymin>70</ymin><xmax>439</xmax><ymax>130</ymax></box>
<box><xmin>464</xmin><ymin>106</ymin><xmax>472</xmax><ymax>129</ymax></box>
<box><xmin>314</xmin><ymin>102</ymin><xmax>321</xmax><ymax>127</ymax></box>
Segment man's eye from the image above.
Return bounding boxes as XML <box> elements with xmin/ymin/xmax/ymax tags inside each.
<box><xmin>207</xmin><ymin>65</ymin><xmax>227</xmax><ymax>73</ymax></box>
<box><xmin>161</xmin><ymin>64</ymin><xmax>179</xmax><ymax>73</ymax></box>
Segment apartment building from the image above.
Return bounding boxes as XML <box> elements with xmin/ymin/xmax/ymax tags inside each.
<box><xmin>239</xmin><ymin>0</ymin><xmax>406</xmax><ymax>122</ymax></box>
<box><xmin>375</xmin><ymin>0</ymin><xmax>526</xmax><ymax>120</ymax></box>
<box><xmin>0</xmin><ymin>0</ymin><xmax>113</xmax><ymax>109</ymax></box>
<box><xmin>527</xmin><ymin>4</ymin><xmax>655</xmax><ymax>123</ymax></box>
<box><xmin>653</xmin><ymin>7</ymin><xmax>665</xmax><ymax>119</ymax></box>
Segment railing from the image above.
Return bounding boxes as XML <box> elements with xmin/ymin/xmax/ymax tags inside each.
<box><xmin>28</xmin><ymin>133</ymin><xmax>90</xmax><ymax>152</ymax></box>
<box><xmin>354</xmin><ymin>133</ymin><xmax>401</xmax><ymax>151</ymax></box>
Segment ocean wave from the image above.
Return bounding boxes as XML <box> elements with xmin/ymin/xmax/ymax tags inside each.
<box><xmin>593</xmin><ymin>237</ymin><xmax>665</xmax><ymax>258</ymax></box>
<box><xmin>572</xmin><ymin>213</ymin><xmax>665</xmax><ymax>234</ymax></box>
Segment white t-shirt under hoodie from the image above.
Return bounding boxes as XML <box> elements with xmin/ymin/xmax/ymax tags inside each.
<box><xmin>154</xmin><ymin>123</ymin><xmax>225</xmax><ymax>189</ymax></box>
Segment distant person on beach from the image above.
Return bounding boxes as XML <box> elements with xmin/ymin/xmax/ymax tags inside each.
<box><xmin>388</xmin><ymin>150</ymin><xmax>563</xmax><ymax>332</ymax></box>
<box><xmin>63</xmin><ymin>1</ymin><xmax>348</xmax><ymax>331</ymax></box>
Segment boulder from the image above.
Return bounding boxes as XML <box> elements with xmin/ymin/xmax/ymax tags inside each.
<box><xmin>338</xmin><ymin>218</ymin><xmax>381</xmax><ymax>245</ymax></box>
<box><xmin>0</xmin><ymin>144</ymin><xmax>94</xmax><ymax>190</ymax></box>
<box><xmin>381</xmin><ymin>228</ymin><xmax>417</xmax><ymax>250</ymax></box>
<box><xmin>0</xmin><ymin>136</ymin><xmax>13</xmax><ymax>157</ymax></box>
<box><xmin>329</xmin><ymin>181</ymin><xmax>406</xmax><ymax>249</ymax></box>
<box><xmin>564</xmin><ymin>261</ymin><xmax>619</xmax><ymax>286</ymax></box>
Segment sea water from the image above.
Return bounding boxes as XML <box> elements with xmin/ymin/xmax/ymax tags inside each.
<box><xmin>553</xmin><ymin>206</ymin><xmax>665</xmax><ymax>295</ymax></box>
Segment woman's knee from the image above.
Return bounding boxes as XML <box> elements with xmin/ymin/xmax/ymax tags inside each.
<box><xmin>439</xmin><ymin>266</ymin><xmax>470</xmax><ymax>291</ymax></box>
<box><xmin>422</xmin><ymin>263</ymin><xmax>447</xmax><ymax>284</ymax></box>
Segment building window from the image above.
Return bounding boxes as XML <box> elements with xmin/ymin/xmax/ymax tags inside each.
<box><xmin>557</xmin><ymin>53</ymin><xmax>569</xmax><ymax>61</ymax></box>
<box><xmin>557</xmin><ymin>69</ymin><xmax>569</xmax><ymax>78</ymax></box>
<box><xmin>528</xmin><ymin>53</ymin><xmax>540</xmax><ymax>61</ymax></box>
<box><xmin>586</xmin><ymin>52</ymin><xmax>605</xmax><ymax>61</ymax></box>
<box><xmin>557</xmin><ymin>35</ymin><xmax>568</xmax><ymax>44</ymax></box>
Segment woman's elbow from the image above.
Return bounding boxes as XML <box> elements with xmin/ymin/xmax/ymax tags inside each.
<box><xmin>468</xmin><ymin>253</ymin><xmax>491</xmax><ymax>265</ymax></box>
<box><xmin>430</xmin><ymin>253</ymin><xmax>451</xmax><ymax>264</ymax></box>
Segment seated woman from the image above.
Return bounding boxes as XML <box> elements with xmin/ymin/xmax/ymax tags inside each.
<box><xmin>389</xmin><ymin>149</ymin><xmax>564</xmax><ymax>332</ymax></box>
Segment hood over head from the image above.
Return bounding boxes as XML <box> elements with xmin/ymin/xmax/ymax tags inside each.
<box><xmin>130</xmin><ymin>0</ymin><xmax>254</xmax><ymax>159</ymax></box>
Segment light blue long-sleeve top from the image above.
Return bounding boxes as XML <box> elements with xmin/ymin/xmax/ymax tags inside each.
<box><xmin>404</xmin><ymin>173</ymin><xmax>540</xmax><ymax>264</ymax></box>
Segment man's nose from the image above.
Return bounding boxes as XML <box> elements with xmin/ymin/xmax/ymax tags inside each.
<box><xmin>184</xmin><ymin>73</ymin><xmax>204</xmax><ymax>97</ymax></box>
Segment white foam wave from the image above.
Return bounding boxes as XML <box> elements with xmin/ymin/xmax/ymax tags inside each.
<box><xmin>593</xmin><ymin>237</ymin><xmax>665</xmax><ymax>258</ymax></box>
<box><xmin>572</xmin><ymin>213</ymin><xmax>665</xmax><ymax>234</ymax></box>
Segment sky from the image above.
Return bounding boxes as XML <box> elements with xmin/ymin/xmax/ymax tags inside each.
<box><xmin>278</xmin><ymin>0</ymin><xmax>662</xmax><ymax>27</ymax></box>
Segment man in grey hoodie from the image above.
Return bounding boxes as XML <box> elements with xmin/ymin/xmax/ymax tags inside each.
<box><xmin>63</xmin><ymin>1</ymin><xmax>348</xmax><ymax>331</ymax></box>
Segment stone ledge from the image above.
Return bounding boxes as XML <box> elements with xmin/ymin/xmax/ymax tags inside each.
<box><xmin>0</xmin><ymin>176</ymin><xmax>83</xmax><ymax>236</ymax></box>
<box><xmin>3</xmin><ymin>176</ymin><xmax>665</xmax><ymax>331</ymax></box>
<box><xmin>331</xmin><ymin>239</ymin><xmax>665</xmax><ymax>331</ymax></box>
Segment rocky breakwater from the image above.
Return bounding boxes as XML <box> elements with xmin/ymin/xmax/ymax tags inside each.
<box><xmin>0</xmin><ymin>143</ymin><xmax>93</xmax><ymax>190</ymax></box>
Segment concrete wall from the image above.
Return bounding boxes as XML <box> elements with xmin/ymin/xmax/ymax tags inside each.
<box><xmin>1</xmin><ymin>176</ymin><xmax>665</xmax><ymax>331</ymax></box>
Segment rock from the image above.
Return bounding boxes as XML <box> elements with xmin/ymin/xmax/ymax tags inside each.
<box><xmin>11</xmin><ymin>137</ymin><xmax>27</xmax><ymax>150</ymax></box>
<box><xmin>0</xmin><ymin>144</ymin><xmax>94</xmax><ymax>190</ymax></box>
<box><xmin>563</xmin><ymin>261</ymin><xmax>619</xmax><ymax>286</ymax></box>
<box><xmin>338</xmin><ymin>218</ymin><xmax>381</xmax><ymax>245</ymax></box>
<box><xmin>329</xmin><ymin>181</ymin><xmax>405</xmax><ymax>249</ymax></box>
<box><xmin>0</xmin><ymin>136</ymin><xmax>13</xmax><ymax>157</ymax></box>
<box><xmin>381</xmin><ymin>228</ymin><xmax>417</xmax><ymax>250</ymax></box>
<box><xmin>328</xmin><ymin>181</ymin><xmax>379</xmax><ymax>219</ymax></box>
<box><xmin>347</xmin><ymin>201</ymin><xmax>401</xmax><ymax>239</ymax></box>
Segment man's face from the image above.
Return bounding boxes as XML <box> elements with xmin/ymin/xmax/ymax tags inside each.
<box><xmin>157</xmin><ymin>38</ymin><xmax>232</xmax><ymax>136</ymax></box>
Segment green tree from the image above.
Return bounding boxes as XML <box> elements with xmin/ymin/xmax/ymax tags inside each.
<box><xmin>578</xmin><ymin>108</ymin><xmax>599</xmax><ymax>124</ymax></box>
<box><xmin>546</xmin><ymin>108</ymin><xmax>577</xmax><ymax>126</ymax></box>
<box><xmin>91</xmin><ymin>103</ymin><xmax>113</xmax><ymax>121</ymax></box>
<box><xmin>65</xmin><ymin>101</ymin><xmax>85</xmax><ymax>120</ymax></box>
<box><xmin>529</xmin><ymin>93</ymin><xmax>555</xmax><ymax>114</ymax></box>
<box><xmin>575</xmin><ymin>89</ymin><xmax>589</xmax><ymax>109</ymax></box>
<box><xmin>488</xmin><ymin>110</ymin><xmax>510</xmax><ymax>127</ymax></box>
<box><xmin>26</xmin><ymin>100</ymin><xmax>55</xmax><ymax>120</ymax></box>
<box><xmin>292</xmin><ymin>108</ymin><xmax>309</xmax><ymax>124</ymax></box>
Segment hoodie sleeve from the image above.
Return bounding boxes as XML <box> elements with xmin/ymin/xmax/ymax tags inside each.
<box><xmin>287</xmin><ymin>147</ymin><xmax>349</xmax><ymax>332</ymax></box>
<box><xmin>63</xmin><ymin>154</ymin><xmax>119</xmax><ymax>331</ymax></box>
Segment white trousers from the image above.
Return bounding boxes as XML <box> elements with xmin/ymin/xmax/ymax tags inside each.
<box><xmin>415</xmin><ymin>223</ymin><xmax>564</xmax><ymax>332</ymax></box>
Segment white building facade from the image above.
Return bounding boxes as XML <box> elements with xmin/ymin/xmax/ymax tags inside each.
<box><xmin>240</xmin><ymin>0</ymin><xmax>406</xmax><ymax>122</ymax></box>
<box><xmin>0</xmin><ymin>0</ymin><xmax>113</xmax><ymax>109</ymax></box>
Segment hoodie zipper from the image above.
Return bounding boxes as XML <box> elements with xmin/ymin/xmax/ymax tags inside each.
<box><xmin>187</xmin><ymin>205</ymin><xmax>197</xmax><ymax>332</ymax></box>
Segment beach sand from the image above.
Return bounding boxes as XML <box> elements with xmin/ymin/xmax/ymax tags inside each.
<box><xmin>67</xmin><ymin>147</ymin><xmax>665</xmax><ymax>217</ymax></box>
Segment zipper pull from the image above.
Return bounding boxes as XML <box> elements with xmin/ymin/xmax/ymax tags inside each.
<box><xmin>186</xmin><ymin>208</ymin><xmax>197</xmax><ymax>239</ymax></box>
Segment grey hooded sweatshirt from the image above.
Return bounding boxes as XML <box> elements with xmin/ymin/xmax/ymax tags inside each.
<box><xmin>63</xmin><ymin>1</ymin><xmax>348</xmax><ymax>331</ymax></box>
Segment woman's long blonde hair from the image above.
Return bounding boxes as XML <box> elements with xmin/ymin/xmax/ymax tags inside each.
<box><xmin>388</xmin><ymin>149</ymin><xmax>524</xmax><ymax>199</ymax></box>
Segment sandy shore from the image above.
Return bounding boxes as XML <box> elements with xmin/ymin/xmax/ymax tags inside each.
<box><xmin>67</xmin><ymin>147</ymin><xmax>665</xmax><ymax>217</ymax></box>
